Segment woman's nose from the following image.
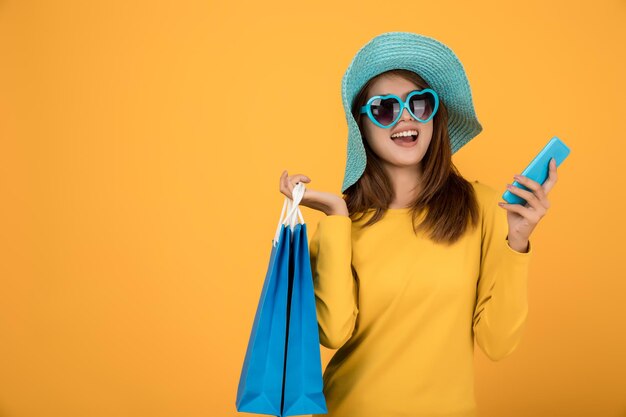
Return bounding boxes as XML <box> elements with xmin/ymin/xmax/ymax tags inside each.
<box><xmin>399</xmin><ymin>105</ymin><xmax>415</xmax><ymax>122</ymax></box>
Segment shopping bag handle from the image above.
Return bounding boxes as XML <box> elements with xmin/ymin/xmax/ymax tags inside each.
<box><xmin>273</xmin><ymin>182</ymin><xmax>305</xmax><ymax>247</ymax></box>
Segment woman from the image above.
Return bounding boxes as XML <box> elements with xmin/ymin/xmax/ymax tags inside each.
<box><xmin>279</xmin><ymin>32</ymin><xmax>557</xmax><ymax>417</ymax></box>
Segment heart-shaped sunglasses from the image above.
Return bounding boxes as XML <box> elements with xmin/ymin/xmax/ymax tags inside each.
<box><xmin>359</xmin><ymin>88</ymin><xmax>440</xmax><ymax>129</ymax></box>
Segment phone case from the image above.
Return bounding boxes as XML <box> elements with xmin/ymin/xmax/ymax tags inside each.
<box><xmin>502</xmin><ymin>136</ymin><xmax>570</xmax><ymax>205</ymax></box>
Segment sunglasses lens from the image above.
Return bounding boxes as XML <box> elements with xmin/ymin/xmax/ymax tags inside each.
<box><xmin>370</xmin><ymin>97</ymin><xmax>401</xmax><ymax>126</ymax></box>
<box><xmin>409</xmin><ymin>92</ymin><xmax>435</xmax><ymax>120</ymax></box>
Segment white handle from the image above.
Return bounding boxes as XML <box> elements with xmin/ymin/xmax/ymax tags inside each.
<box><xmin>273</xmin><ymin>182</ymin><xmax>306</xmax><ymax>247</ymax></box>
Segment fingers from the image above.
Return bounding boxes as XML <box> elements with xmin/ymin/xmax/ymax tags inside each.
<box><xmin>280</xmin><ymin>171</ymin><xmax>289</xmax><ymax>198</ymax></box>
<box><xmin>280</xmin><ymin>170</ymin><xmax>311</xmax><ymax>199</ymax></box>
<box><xmin>498</xmin><ymin>201</ymin><xmax>541</xmax><ymax>223</ymax></box>
<box><xmin>506</xmin><ymin>179</ymin><xmax>548</xmax><ymax>215</ymax></box>
<box><xmin>542</xmin><ymin>158</ymin><xmax>559</xmax><ymax>194</ymax></box>
<box><xmin>514</xmin><ymin>173</ymin><xmax>550</xmax><ymax>210</ymax></box>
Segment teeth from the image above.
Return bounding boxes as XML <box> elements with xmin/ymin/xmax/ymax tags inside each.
<box><xmin>391</xmin><ymin>130</ymin><xmax>418</xmax><ymax>139</ymax></box>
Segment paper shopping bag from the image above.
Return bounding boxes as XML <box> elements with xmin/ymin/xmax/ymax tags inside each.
<box><xmin>282</xmin><ymin>221</ymin><xmax>328</xmax><ymax>416</ymax></box>
<box><xmin>235</xmin><ymin>222</ymin><xmax>291</xmax><ymax>416</ymax></box>
<box><xmin>236</xmin><ymin>182</ymin><xmax>327</xmax><ymax>416</ymax></box>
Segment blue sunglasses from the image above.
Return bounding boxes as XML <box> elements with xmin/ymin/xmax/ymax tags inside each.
<box><xmin>360</xmin><ymin>88</ymin><xmax>440</xmax><ymax>129</ymax></box>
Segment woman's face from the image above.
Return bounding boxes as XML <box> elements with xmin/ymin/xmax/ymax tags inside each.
<box><xmin>360</xmin><ymin>75</ymin><xmax>434</xmax><ymax>172</ymax></box>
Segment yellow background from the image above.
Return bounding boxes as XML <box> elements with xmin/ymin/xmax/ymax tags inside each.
<box><xmin>1</xmin><ymin>0</ymin><xmax>624</xmax><ymax>416</ymax></box>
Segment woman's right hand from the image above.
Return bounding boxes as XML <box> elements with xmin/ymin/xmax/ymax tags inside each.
<box><xmin>279</xmin><ymin>170</ymin><xmax>349</xmax><ymax>216</ymax></box>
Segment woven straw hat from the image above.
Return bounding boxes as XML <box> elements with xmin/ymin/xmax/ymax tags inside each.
<box><xmin>340</xmin><ymin>31</ymin><xmax>483</xmax><ymax>193</ymax></box>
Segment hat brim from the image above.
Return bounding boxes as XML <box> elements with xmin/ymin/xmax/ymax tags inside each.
<box><xmin>340</xmin><ymin>32</ymin><xmax>483</xmax><ymax>193</ymax></box>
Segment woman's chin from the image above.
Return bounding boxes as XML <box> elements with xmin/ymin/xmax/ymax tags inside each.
<box><xmin>385</xmin><ymin>153</ymin><xmax>425</xmax><ymax>167</ymax></box>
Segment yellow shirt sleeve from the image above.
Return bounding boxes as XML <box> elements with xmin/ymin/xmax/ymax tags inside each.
<box><xmin>309</xmin><ymin>215</ymin><xmax>359</xmax><ymax>350</ymax></box>
<box><xmin>472</xmin><ymin>188</ymin><xmax>533</xmax><ymax>361</ymax></box>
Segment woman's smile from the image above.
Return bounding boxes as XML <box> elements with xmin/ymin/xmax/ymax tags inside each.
<box><xmin>391</xmin><ymin>133</ymin><xmax>419</xmax><ymax>148</ymax></box>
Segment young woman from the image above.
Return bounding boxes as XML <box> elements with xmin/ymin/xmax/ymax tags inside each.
<box><xmin>279</xmin><ymin>32</ymin><xmax>558</xmax><ymax>417</ymax></box>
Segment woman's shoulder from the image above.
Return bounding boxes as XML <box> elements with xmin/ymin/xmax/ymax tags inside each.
<box><xmin>469</xmin><ymin>179</ymin><xmax>501</xmax><ymax>205</ymax></box>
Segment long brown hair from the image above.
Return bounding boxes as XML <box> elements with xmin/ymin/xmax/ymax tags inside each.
<box><xmin>344</xmin><ymin>69</ymin><xmax>480</xmax><ymax>246</ymax></box>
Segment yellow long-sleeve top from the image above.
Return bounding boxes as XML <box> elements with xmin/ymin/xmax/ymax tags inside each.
<box><xmin>309</xmin><ymin>180</ymin><xmax>533</xmax><ymax>417</ymax></box>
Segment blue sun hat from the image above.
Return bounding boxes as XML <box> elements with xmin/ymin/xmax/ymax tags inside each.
<box><xmin>340</xmin><ymin>31</ymin><xmax>483</xmax><ymax>193</ymax></box>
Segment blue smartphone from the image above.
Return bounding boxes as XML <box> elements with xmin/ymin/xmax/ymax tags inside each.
<box><xmin>502</xmin><ymin>136</ymin><xmax>570</xmax><ymax>205</ymax></box>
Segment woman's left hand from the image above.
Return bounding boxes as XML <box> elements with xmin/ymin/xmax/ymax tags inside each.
<box><xmin>498</xmin><ymin>158</ymin><xmax>559</xmax><ymax>252</ymax></box>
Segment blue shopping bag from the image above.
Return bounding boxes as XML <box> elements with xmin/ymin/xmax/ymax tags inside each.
<box><xmin>236</xmin><ymin>183</ymin><xmax>327</xmax><ymax>416</ymax></box>
<box><xmin>282</xmin><ymin>220</ymin><xmax>328</xmax><ymax>416</ymax></box>
<box><xmin>235</xmin><ymin>223</ymin><xmax>291</xmax><ymax>415</ymax></box>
